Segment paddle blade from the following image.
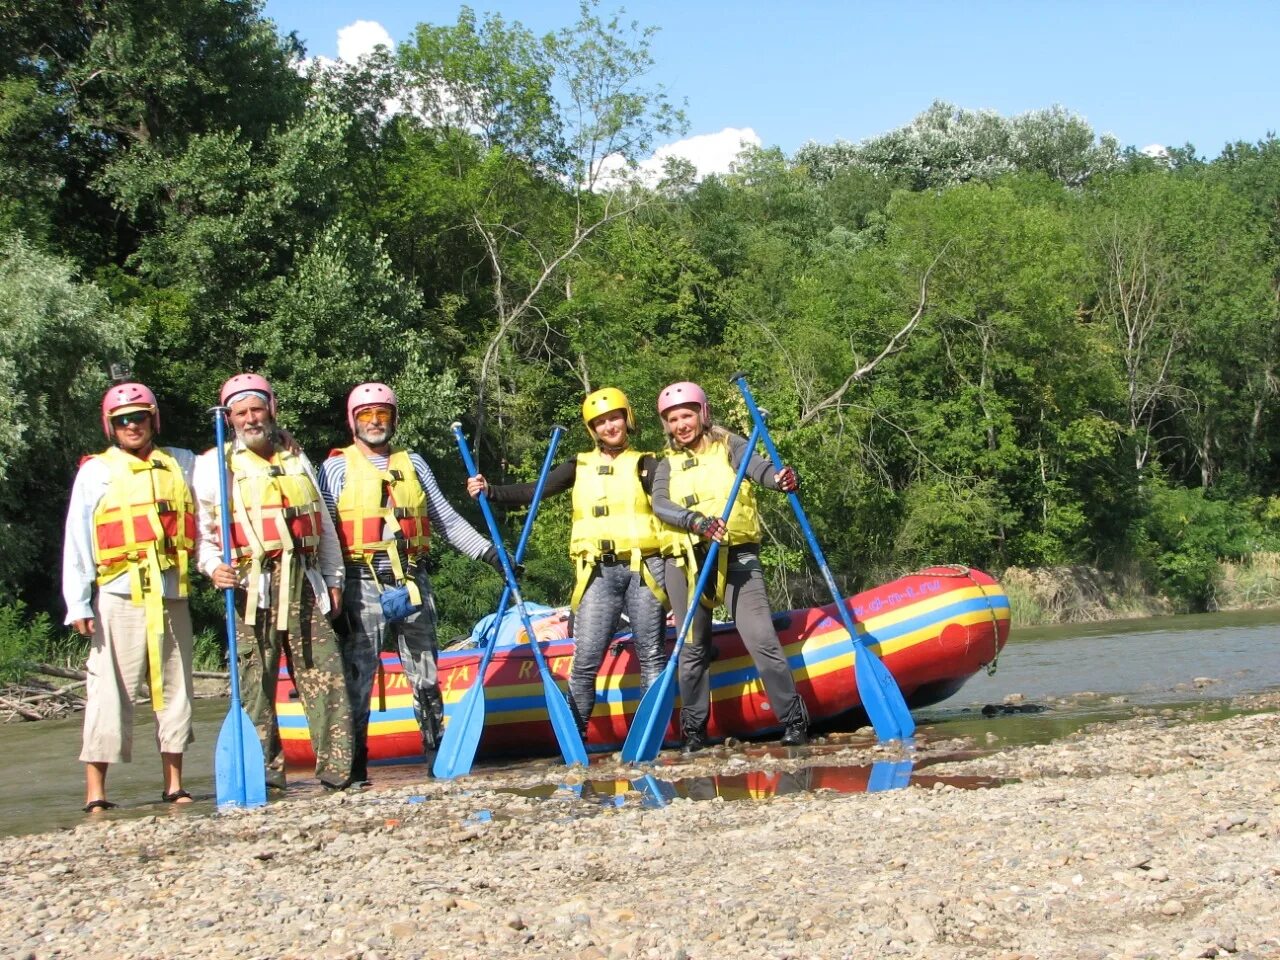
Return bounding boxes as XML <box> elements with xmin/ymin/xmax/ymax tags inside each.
<box><xmin>215</xmin><ymin>705</ymin><xmax>267</xmax><ymax>808</ymax></box>
<box><xmin>433</xmin><ymin>682</ymin><xmax>486</xmax><ymax>779</ymax></box>
<box><xmin>621</xmin><ymin>663</ymin><xmax>678</xmax><ymax>763</ymax></box>
<box><xmin>541</xmin><ymin>674</ymin><xmax>588</xmax><ymax>766</ymax></box>
<box><xmin>867</xmin><ymin>759</ymin><xmax>914</xmax><ymax>793</ymax></box>
<box><xmin>853</xmin><ymin>639</ymin><xmax>916</xmax><ymax>741</ymax></box>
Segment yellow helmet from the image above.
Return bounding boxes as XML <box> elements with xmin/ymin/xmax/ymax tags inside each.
<box><xmin>581</xmin><ymin>387</ymin><xmax>636</xmax><ymax>439</ymax></box>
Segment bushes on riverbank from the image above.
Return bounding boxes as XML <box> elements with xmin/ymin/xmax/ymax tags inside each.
<box><xmin>1002</xmin><ymin>552</ymin><xmax>1280</xmax><ymax>626</ymax></box>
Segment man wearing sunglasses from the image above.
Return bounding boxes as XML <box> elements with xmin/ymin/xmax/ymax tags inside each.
<box><xmin>62</xmin><ymin>382</ymin><xmax>198</xmax><ymax>811</ymax></box>
<box><xmin>194</xmin><ymin>373</ymin><xmax>355</xmax><ymax>792</ymax></box>
<box><xmin>318</xmin><ymin>382</ymin><xmax>501</xmax><ymax>782</ymax></box>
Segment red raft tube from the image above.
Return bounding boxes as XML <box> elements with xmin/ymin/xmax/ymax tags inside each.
<box><xmin>278</xmin><ymin>565</ymin><xmax>1010</xmax><ymax>766</ymax></box>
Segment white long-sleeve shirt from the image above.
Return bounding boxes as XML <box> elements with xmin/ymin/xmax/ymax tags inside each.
<box><xmin>61</xmin><ymin>446</ymin><xmax>198</xmax><ymax>624</ymax></box>
<box><xmin>191</xmin><ymin>443</ymin><xmax>345</xmax><ymax>593</ymax></box>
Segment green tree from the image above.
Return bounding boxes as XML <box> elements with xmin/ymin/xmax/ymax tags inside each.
<box><xmin>0</xmin><ymin>236</ymin><xmax>131</xmax><ymax>604</ymax></box>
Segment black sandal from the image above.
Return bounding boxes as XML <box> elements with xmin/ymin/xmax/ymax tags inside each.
<box><xmin>83</xmin><ymin>799</ymin><xmax>117</xmax><ymax>813</ymax></box>
<box><xmin>161</xmin><ymin>789</ymin><xmax>193</xmax><ymax>803</ymax></box>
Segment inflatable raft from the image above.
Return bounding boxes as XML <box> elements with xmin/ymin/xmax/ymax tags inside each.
<box><xmin>278</xmin><ymin>565</ymin><xmax>1009</xmax><ymax>766</ymax></box>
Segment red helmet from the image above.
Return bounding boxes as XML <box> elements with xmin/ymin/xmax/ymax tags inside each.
<box><xmin>220</xmin><ymin>372</ymin><xmax>277</xmax><ymax>417</ymax></box>
<box><xmin>347</xmin><ymin>382</ymin><xmax>398</xmax><ymax>432</ymax></box>
<box><xmin>657</xmin><ymin>381</ymin><xmax>710</xmax><ymax>432</ymax></box>
<box><xmin>101</xmin><ymin>382</ymin><xmax>159</xmax><ymax>438</ymax></box>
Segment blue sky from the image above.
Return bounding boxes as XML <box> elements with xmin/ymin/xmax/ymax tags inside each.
<box><xmin>262</xmin><ymin>0</ymin><xmax>1279</xmax><ymax>171</ymax></box>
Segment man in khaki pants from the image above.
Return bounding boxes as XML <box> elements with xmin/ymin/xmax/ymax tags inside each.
<box><xmin>62</xmin><ymin>382</ymin><xmax>197</xmax><ymax>811</ymax></box>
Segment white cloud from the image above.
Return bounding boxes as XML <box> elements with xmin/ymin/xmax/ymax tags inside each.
<box><xmin>595</xmin><ymin>126</ymin><xmax>763</xmax><ymax>188</ymax></box>
<box><xmin>1141</xmin><ymin>143</ymin><xmax>1170</xmax><ymax>160</ymax></box>
<box><xmin>649</xmin><ymin>127</ymin><xmax>762</xmax><ymax>179</ymax></box>
<box><xmin>337</xmin><ymin>20</ymin><xmax>394</xmax><ymax>62</ymax></box>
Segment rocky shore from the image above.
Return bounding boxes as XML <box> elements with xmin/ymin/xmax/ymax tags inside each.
<box><xmin>2</xmin><ymin>694</ymin><xmax>1278</xmax><ymax>960</ymax></box>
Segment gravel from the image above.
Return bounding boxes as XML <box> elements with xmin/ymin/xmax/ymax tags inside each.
<box><xmin>2</xmin><ymin>693</ymin><xmax>1278</xmax><ymax>960</ymax></box>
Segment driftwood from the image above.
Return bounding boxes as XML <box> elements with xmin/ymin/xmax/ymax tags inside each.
<box><xmin>32</xmin><ymin>663</ymin><xmax>229</xmax><ymax>681</ymax></box>
<box><xmin>0</xmin><ymin>695</ymin><xmax>43</xmax><ymax>721</ymax></box>
<box><xmin>3</xmin><ymin>664</ymin><xmax>231</xmax><ymax>721</ymax></box>
<box><xmin>33</xmin><ymin>663</ymin><xmax>86</xmax><ymax>681</ymax></box>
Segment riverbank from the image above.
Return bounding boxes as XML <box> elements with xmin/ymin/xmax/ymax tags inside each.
<box><xmin>1001</xmin><ymin>553</ymin><xmax>1280</xmax><ymax>625</ymax></box>
<box><xmin>1</xmin><ymin>692</ymin><xmax>1276</xmax><ymax>960</ymax></box>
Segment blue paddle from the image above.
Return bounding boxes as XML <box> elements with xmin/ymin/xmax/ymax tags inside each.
<box><xmin>433</xmin><ymin>425</ymin><xmax>566</xmax><ymax>778</ymax></box>
<box><xmin>620</xmin><ymin>420</ymin><xmax>762</xmax><ymax>763</ymax></box>
<box><xmin>451</xmin><ymin>422</ymin><xmax>588</xmax><ymax>767</ymax></box>
<box><xmin>210</xmin><ymin>407</ymin><xmax>268</xmax><ymax>809</ymax></box>
<box><xmin>867</xmin><ymin>759</ymin><xmax>914</xmax><ymax>792</ymax></box>
<box><xmin>731</xmin><ymin>373</ymin><xmax>915</xmax><ymax>742</ymax></box>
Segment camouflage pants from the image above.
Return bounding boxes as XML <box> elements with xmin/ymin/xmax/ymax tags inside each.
<box><xmin>339</xmin><ymin>566</ymin><xmax>442</xmax><ymax>776</ymax></box>
<box><xmin>237</xmin><ymin>576</ymin><xmax>354</xmax><ymax>789</ymax></box>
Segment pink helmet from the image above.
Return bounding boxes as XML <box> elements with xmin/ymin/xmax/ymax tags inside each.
<box><xmin>657</xmin><ymin>381</ymin><xmax>710</xmax><ymax>432</ymax></box>
<box><xmin>220</xmin><ymin>372</ymin><xmax>277</xmax><ymax>416</ymax></box>
<box><xmin>347</xmin><ymin>382</ymin><xmax>398</xmax><ymax>432</ymax></box>
<box><xmin>101</xmin><ymin>382</ymin><xmax>159</xmax><ymax>438</ymax></box>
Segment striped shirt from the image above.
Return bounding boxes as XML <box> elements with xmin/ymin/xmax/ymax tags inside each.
<box><xmin>317</xmin><ymin>448</ymin><xmax>492</xmax><ymax>577</ymax></box>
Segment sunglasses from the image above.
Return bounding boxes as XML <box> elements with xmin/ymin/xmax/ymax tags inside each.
<box><xmin>355</xmin><ymin>407</ymin><xmax>393</xmax><ymax>425</ymax></box>
<box><xmin>111</xmin><ymin>411</ymin><xmax>151</xmax><ymax>428</ymax></box>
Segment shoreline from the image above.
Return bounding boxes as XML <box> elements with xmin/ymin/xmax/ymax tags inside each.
<box><xmin>1</xmin><ymin>693</ymin><xmax>1277</xmax><ymax>959</ymax></box>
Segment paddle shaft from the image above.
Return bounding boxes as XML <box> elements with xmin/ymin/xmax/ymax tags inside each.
<box><xmin>433</xmin><ymin>425</ymin><xmax>565</xmax><ymax>778</ymax></box>
<box><xmin>477</xmin><ymin>425</ymin><xmax>565</xmax><ymax>662</ymax></box>
<box><xmin>451</xmin><ymin>423</ymin><xmax>587</xmax><ymax>765</ymax></box>
<box><xmin>731</xmin><ymin>374</ymin><xmax>915</xmax><ymax>741</ymax></box>
<box><xmin>619</xmin><ymin>420</ymin><xmax>760</xmax><ymax>762</ymax></box>
<box><xmin>212</xmin><ymin>412</ymin><xmax>246</xmax><ymax>710</ymax></box>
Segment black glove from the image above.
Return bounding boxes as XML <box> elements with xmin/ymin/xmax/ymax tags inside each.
<box><xmin>775</xmin><ymin>465</ymin><xmax>799</xmax><ymax>493</ymax></box>
<box><xmin>690</xmin><ymin>513</ymin><xmax>726</xmax><ymax>542</ymax></box>
<box><xmin>482</xmin><ymin>546</ymin><xmax>523</xmax><ymax>579</ymax></box>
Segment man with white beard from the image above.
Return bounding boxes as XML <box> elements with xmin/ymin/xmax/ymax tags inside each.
<box><xmin>194</xmin><ymin>373</ymin><xmax>354</xmax><ymax>791</ymax></box>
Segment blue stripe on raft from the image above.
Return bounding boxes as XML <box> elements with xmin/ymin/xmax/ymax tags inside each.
<box><xmin>859</xmin><ymin>594</ymin><xmax>1008</xmax><ymax>645</ymax></box>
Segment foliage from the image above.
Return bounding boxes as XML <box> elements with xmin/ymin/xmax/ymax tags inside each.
<box><xmin>1138</xmin><ymin>484</ymin><xmax>1261</xmax><ymax>611</ymax></box>
<box><xmin>2</xmin><ymin>0</ymin><xmax>1279</xmax><ymax>664</ymax></box>
<box><xmin>0</xmin><ymin>602</ymin><xmax>53</xmax><ymax>684</ymax></box>
<box><xmin>0</xmin><ymin>236</ymin><xmax>131</xmax><ymax>604</ymax></box>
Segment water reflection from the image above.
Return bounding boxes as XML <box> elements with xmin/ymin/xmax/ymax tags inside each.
<box><xmin>491</xmin><ymin>757</ymin><xmax>1005</xmax><ymax>812</ymax></box>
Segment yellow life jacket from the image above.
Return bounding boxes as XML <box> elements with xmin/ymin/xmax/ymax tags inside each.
<box><xmin>90</xmin><ymin>445</ymin><xmax>195</xmax><ymax>711</ymax></box>
<box><xmin>332</xmin><ymin>446</ymin><xmax>429</xmax><ymax>605</ymax></box>
<box><xmin>664</xmin><ymin>438</ymin><xmax>762</xmax><ymax>608</ymax></box>
<box><xmin>567</xmin><ymin>448</ymin><xmax>666</xmax><ymax>609</ymax></box>
<box><xmin>666</xmin><ymin>438</ymin><xmax>761</xmax><ymax>545</ymax></box>
<box><xmin>223</xmin><ymin>444</ymin><xmax>325</xmax><ymax>629</ymax></box>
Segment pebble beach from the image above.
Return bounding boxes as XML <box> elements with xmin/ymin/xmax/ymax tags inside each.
<box><xmin>2</xmin><ymin>693</ymin><xmax>1278</xmax><ymax>960</ymax></box>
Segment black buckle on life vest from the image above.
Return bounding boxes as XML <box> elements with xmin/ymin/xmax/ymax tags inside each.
<box><xmin>598</xmin><ymin>539</ymin><xmax>615</xmax><ymax>565</ymax></box>
<box><xmin>150</xmin><ymin>459</ymin><xmax>168</xmax><ymax>471</ymax></box>
<box><xmin>682</xmin><ymin>457</ymin><xmax>697</xmax><ymax>470</ymax></box>
<box><xmin>282</xmin><ymin>505</ymin><xmax>304</xmax><ymax>520</ymax></box>
<box><xmin>592</xmin><ymin>505</ymin><xmax>609</xmax><ymax>517</ymax></box>
<box><xmin>268</xmin><ymin>465</ymin><xmax>286</xmax><ymax>477</ymax></box>
<box><xmin>682</xmin><ymin>494</ymin><xmax>699</xmax><ymax>507</ymax></box>
<box><xmin>392</xmin><ymin>507</ymin><xmax>415</xmax><ymax>519</ymax></box>
<box><xmin>155</xmin><ymin>499</ymin><xmax>173</xmax><ymax>514</ymax></box>
<box><xmin>389</xmin><ymin>469</ymin><xmax>404</xmax><ymax>482</ymax></box>
<box><xmin>596</xmin><ymin>464</ymin><xmax>613</xmax><ymax>475</ymax></box>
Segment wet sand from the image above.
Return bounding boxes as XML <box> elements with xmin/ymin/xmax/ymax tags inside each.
<box><xmin>1</xmin><ymin>692</ymin><xmax>1277</xmax><ymax>960</ymax></box>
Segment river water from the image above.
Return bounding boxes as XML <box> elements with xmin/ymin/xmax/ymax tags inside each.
<box><xmin>3</xmin><ymin>607</ymin><xmax>1277</xmax><ymax>836</ymax></box>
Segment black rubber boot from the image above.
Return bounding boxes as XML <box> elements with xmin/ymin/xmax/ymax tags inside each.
<box><xmin>779</xmin><ymin>719</ymin><xmax>809</xmax><ymax>747</ymax></box>
<box><xmin>681</xmin><ymin>723</ymin><xmax>709</xmax><ymax>755</ymax></box>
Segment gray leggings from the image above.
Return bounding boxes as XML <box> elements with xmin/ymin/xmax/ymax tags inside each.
<box><xmin>569</xmin><ymin>554</ymin><xmax>667</xmax><ymax>732</ymax></box>
<box><xmin>666</xmin><ymin>545</ymin><xmax>804</xmax><ymax>735</ymax></box>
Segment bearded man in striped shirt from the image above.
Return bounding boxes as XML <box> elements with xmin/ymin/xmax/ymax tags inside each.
<box><xmin>318</xmin><ymin>383</ymin><xmax>501</xmax><ymax>784</ymax></box>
